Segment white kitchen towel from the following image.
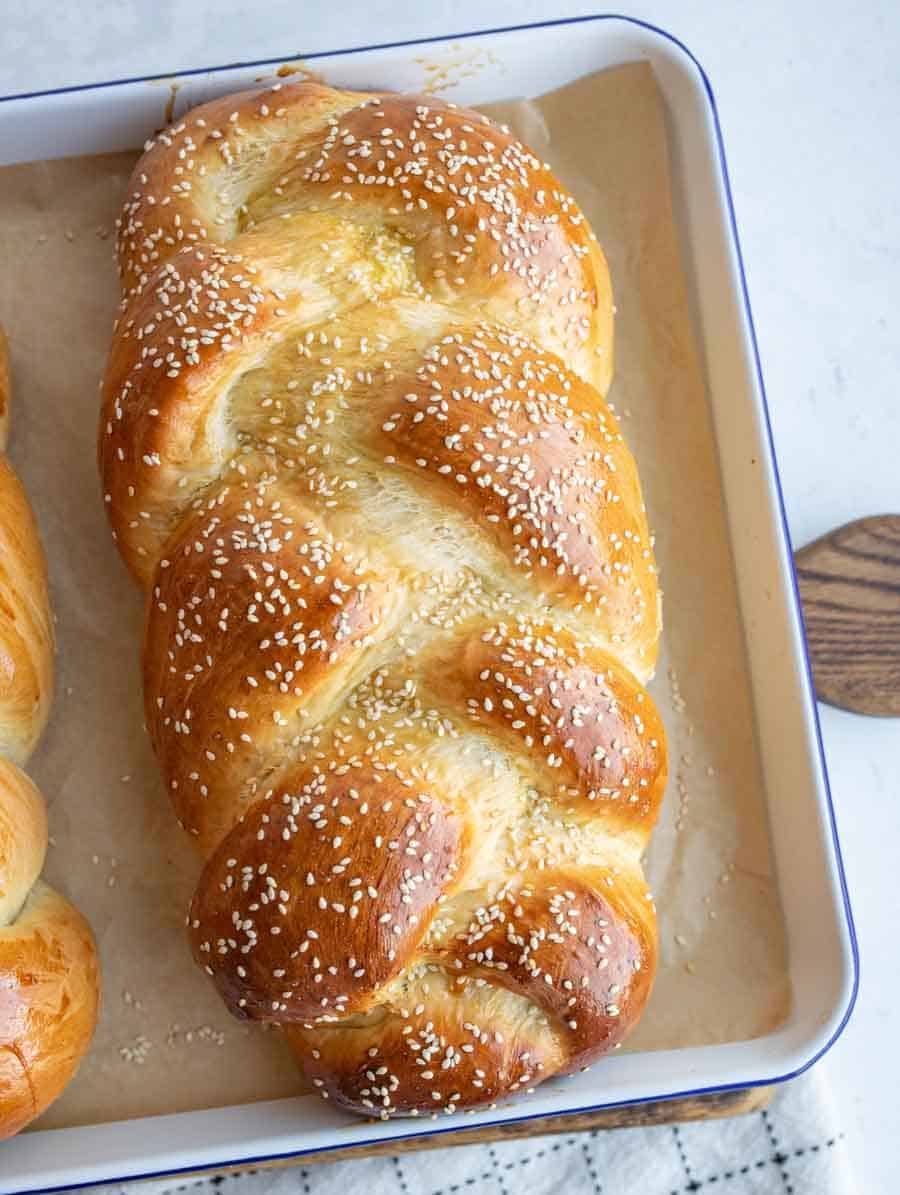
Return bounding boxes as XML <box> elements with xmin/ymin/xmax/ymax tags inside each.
<box><xmin>86</xmin><ymin>1070</ymin><xmax>854</xmax><ymax>1195</ymax></box>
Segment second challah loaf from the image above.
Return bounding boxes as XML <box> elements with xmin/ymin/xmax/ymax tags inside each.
<box><xmin>100</xmin><ymin>81</ymin><xmax>667</xmax><ymax>1117</ymax></box>
<box><xmin>0</xmin><ymin>329</ymin><xmax>100</xmax><ymax>1139</ymax></box>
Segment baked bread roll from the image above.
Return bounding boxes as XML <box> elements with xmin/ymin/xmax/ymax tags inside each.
<box><xmin>0</xmin><ymin>328</ymin><xmax>100</xmax><ymax>1140</ymax></box>
<box><xmin>100</xmin><ymin>82</ymin><xmax>667</xmax><ymax>1118</ymax></box>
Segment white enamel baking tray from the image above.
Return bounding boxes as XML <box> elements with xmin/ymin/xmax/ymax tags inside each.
<box><xmin>0</xmin><ymin>15</ymin><xmax>857</xmax><ymax>1193</ymax></box>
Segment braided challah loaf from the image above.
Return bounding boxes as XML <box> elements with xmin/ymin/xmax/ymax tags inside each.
<box><xmin>100</xmin><ymin>82</ymin><xmax>667</xmax><ymax>1118</ymax></box>
<box><xmin>0</xmin><ymin>328</ymin><xmax>99</xmax><ymax>1139</ymax></box>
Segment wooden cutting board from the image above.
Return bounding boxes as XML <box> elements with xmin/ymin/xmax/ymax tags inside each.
<box><xmin>795</xmin><ymin>515</ymin><xmax>900</xmax><ymax>716</ymax></box>
<box><xmin>176</xmin><ymin>1086</ymin><xmax>772</xmax><ymax>1179</ymax></box>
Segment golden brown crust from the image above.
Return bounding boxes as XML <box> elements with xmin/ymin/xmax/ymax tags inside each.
<box><xmin>143</xmin><ymin>478</ymin><xmax>405</xmax><ymax>853</ymax></box>
<box><xmin>0</xmin><ymin>330</ymin><xmax>100</xmax><ymax>1138</ymax></box>
<box><xmin>0</xmin><ymin>881</ymin><xmax>100</xmax><ymax>1141</ymax></box>
<box><xmin>99</xmin><ymin>83</ymin><xmax>613</xmax><ymax>584</ymax></box>
<box><xmin>100</xmin><ymin>81</ymin><xmax>665</xmax><ymax>1118</ymax></box>
<box><xmin>190</xmin><ymin>764</ymin><xmax>466</xmax><ymax>1022</ymax></box>
<box><xmin>0</xmin><ymin>762</ymin><xmax>47</xmax><ymax>929</ymax></box>
<box><xmin>377</xmin><ymin>324</ymin><xmax>658</xmax><ymax>676</ymax></box>
<box><xmin>286</xmin><ymin>970</ymin><xmax>564</xmax><ymax>1116</ymax></box>
<box><xmin>440</xmin><ymin>870</ymin><xmax>655</xmax><ymax>1073</ymax></box>
<box><xmin>427</xmin><ymin>621</ymin><xmax>666</xmax><ymax>828</ymax></box>
<box><xmin>0</xmin><ymin>460</ymin><xmax>53</xmax><ymax>767</ymax></box>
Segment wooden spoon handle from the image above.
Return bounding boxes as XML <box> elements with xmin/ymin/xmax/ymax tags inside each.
<box><xmin>794</xmin><ymin>515</ymin><xmax>900</xmax><ymax>717</ymax></box>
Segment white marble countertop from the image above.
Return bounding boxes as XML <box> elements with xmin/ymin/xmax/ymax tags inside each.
<box><xmin>3</xmin><ymin>2</ymin><xmax>898</xmax><ymax>1191</ymax></box>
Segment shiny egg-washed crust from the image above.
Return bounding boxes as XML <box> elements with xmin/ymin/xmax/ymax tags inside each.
<box><xmin>100</xmin><ymin>82</ymin><xmax>666</xmax><ymax>1118</ymax></box>
<box><xmin>0</xmin><ymin>331</ymin><xmax>100</xmax><ymax>1140</ymax></box>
